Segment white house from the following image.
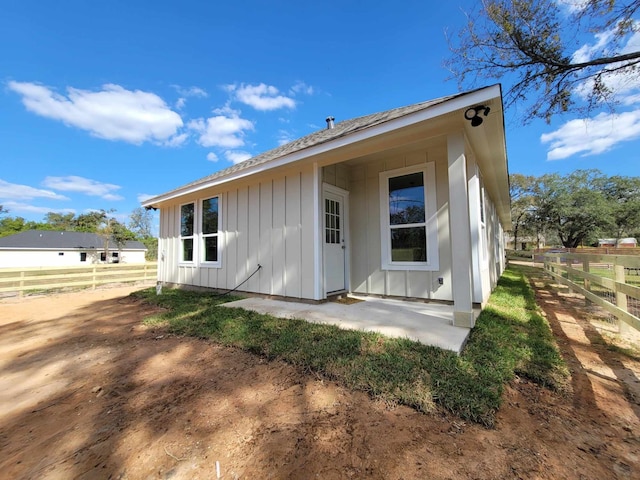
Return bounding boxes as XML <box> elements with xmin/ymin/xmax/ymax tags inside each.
<box><xmin>142</xmin><ymin>85</ymin><xmax>511</xmax><ymax>328</ymax></box>
<box><xmin>0</xmin><ymin>231</ymin><xmax>147</xmax><ymax>268</ymax></box>
<box><xmin>598</xmin><ymin>238</ymin><xmax>638</xmax><ymax>248</ymax></box>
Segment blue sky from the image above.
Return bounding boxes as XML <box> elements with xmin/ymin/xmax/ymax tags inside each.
<box><xmin>2</xmin><ymin>0</ymin><xmax>639</xmax><ymax>228</ymax></box>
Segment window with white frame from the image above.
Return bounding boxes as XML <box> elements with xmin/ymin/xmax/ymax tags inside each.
<box><xmin>201</xmin><ymin>196</ymin><xmax>221</xmax><ymax>265</ymax></box>
<box><xmin>180</xmin><ymin>202</ymin><xmax>195</xmax><ymax>262</ymax></box>
<box><xmin>380</xmin><ymin>164</ymin><xmax>438</xmax><ymax>271</ymax></box>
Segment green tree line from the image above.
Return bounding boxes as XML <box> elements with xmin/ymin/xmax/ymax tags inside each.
<box><xmin>510</xmin><ymin>170</ymin><xmax>640</xmax><ymax>249</ymax></box>
<box><xmin>0</xmin><ymin>206</ymin><xmax>158</xmax><ymax>261</ymax></box>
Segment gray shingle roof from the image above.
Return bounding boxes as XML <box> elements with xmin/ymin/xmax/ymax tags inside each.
<box><xmin>147</xmin><ymin>89</ymin><xmax>472</xmax><ymax>203</ymax></box>
<box><xmin>0</xmin><ymin>231</ymin><xmax>147</xmax><ymax>250</ymax></box>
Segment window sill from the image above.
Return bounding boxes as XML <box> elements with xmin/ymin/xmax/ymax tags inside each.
<box><xmin>382</xmin><ymin>262</ymin><xmax>439</xmax><ymax>271</ymax></box>
<box><xmin>200</xmin><ymin>262</ymin><xmax>222</xmax><ymax>269</ymax></box>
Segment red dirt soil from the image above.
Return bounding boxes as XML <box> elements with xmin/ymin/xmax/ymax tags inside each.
<box><xmin>0</xmin><ymin>277</ymin><xmax>639</xmax><ymax>479</ymax></box>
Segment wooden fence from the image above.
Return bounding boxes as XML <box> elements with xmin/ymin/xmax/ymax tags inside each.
<box><xmin>543</xmin><ymin>252</ymin><xmax>640</xmax><ymax>333</ymax></box>
<box><xmin>0</xmin><ymin>263</ymin><xmax>158</xmax><ymax>297</ymax></box>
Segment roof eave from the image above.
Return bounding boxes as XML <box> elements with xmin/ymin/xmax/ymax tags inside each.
<box><xmin>142</xmin><ymin>85</ymin><xmax>503</xmax><ymax>208</ymax></box>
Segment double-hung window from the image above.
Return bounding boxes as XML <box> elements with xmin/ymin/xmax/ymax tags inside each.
<box><xmin>180</xmin><ymin>202</ymin><xmax>195</xmax><ymax>263</ymax></box>
<box><xmin>380</xmin><ymin>164</ymin><xmax>438</xmax><ymax>270</ymax></box>
<box><xmin>201</xmin><ymin>196</ymin><xmax>220</xmax><ymax>266</ymax></box>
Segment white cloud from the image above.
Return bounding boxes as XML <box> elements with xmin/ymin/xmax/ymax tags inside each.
<box><xmin>188</xmin><ymin>106</ymin><xmax>254</xmax><ymax>148</ymax></box>
<box><xmin>0</xmin><ymin>179</ymin><xmax>69</xmax><ymax>200</ymax></box>
<box><xmin>1</xmin><ymin>201</ymin><xmax>75</xmax><ymax>215</ymax></box>
<box><xmin>172</xmin><ymin>85</ymin><xmax>208</xmax><ymax>110</ymax></box>
<box><xmin>540</xmin><ymin>109</ymin><xmax>640</xmax><ymax>159</ymax></box>
<box><xmin>162</xmin><ymin>132</ymin><xmax>189</xmax><ymax>147</ymax></box>
<box><xmin>572</xmin><ymin>26</ymin><xmax>640</xmax><ymax>106</ymax></box>
<box><xmin>224</xmin><ymin>150</ymin><xmax>252</xmax><ymax>164</ymax></box>
<box><xmin>173</xmin><ymin>85</ymin><xmax>208</xmax><ymax>98</ymax></box>
<box><xmin>137</xmin><ymin>193</ymin><xmax>157</xmax><ymax>203</ymax></box>
<box><xmin>556</xmin><ymin>0</ymin><xmax>590</xmax><ymax>14</ymax></box>
<box><xmin>8</xmin><ymin>81</ymin><xmax>185</xmax><ymax>145</ymax></box>
<box><xmin>572</xmin><ymin>29</ymin><xmax>615</xmax><ymax>63</ymax></box>
<box><xmin>277</xmin><ymin>130</ymin><xmax>294</xmax><ymax>146</ymax></box>
<box><xmin>290</xmin><ymin>81</ymin><xmax>314</xmax><ymax>96</ymax></box>
<box><xmin>206</xmin><ymin>152</ymin><xmax>219</xmax><ymax>162</ymax></box>
<box><xmin>42</xmin><ymin>176</ymin><xmax>124</xmax><ymax>201</ymax></box>
<box><xmin>226</xmin><ymin>83</ymin><xmax>296</xmax><ymax>111</ymax></box>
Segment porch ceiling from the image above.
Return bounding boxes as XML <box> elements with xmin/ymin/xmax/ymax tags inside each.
<box><xmin>317</xmin><ymin>101</ymin><xmax>511</xmax><ymax>230</ymax></box>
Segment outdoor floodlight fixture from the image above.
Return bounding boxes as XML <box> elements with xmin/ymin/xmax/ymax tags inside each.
<box><xmin>464</xmin><ymin>105</ymin><xmax>491</xmax><ymax>127</ymax></box>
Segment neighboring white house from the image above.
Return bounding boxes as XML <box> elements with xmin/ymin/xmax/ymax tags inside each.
<box><xmin>142</xmin><ymin>85</ymin><xmax>512</xmax><ymax>329</ymax></box>
<box><xmin>0</xmin><ymin>231</ymin><xmax>147</xmax><ymax>268</ymax></box>
<box><xmin>598</xmin><ymin>238</ymin><xmax>638</xmax><ymax>248</ymax></box>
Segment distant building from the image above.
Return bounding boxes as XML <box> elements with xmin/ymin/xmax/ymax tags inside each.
<box><xmin>598</xmin><ymin>238</ymin><xmax>638</xmax><ymax>248</ymax></box>
<box><xmin>505</xmin><ymin>234</ymin><xmax>545</xmax><ymax>251</ymax></box>
<box><xmin>0</xmin><ymin>230</ymin><xmax>147</xmax><ymax>268</ymax></box>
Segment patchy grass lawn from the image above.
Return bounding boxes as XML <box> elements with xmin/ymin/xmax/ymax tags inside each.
<box><xmin>132</xmin><ymin>265</ymin><xmax>567</xmax><ymax>427</ymax></box>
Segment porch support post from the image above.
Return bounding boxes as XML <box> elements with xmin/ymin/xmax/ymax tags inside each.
<box><xmin>467</xmin><ymin>158</ymin><xmax>484</xmax><ymax>304</ymax></box>
<box><xmin>447</xmin><ymin>132</ymin><xmax>475</xmax><ymax>328</ymax></box>
<box><xmin>312</xmin><ymin>162</ymin><xmax>324</xmax><ymax>300</ymax></box>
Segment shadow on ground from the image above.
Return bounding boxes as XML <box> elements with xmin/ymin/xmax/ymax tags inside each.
<box><xmin>0</xmin><ymin>284</ymin><xmax>638</xmax><ymax>479</ymax></box>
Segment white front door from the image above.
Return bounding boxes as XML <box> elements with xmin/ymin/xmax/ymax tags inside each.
<box><xmin>323</xmin><ymin>188</ymin><xmax>347</xmax><ymax>293</ymax></box>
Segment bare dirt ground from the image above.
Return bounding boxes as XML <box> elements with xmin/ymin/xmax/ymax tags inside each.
<box><xmin>0</xmin><ymin>276</ymin><xmax>639</xmax><ymax>479</ymax></box>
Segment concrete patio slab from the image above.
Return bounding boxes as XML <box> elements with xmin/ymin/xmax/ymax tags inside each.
<box><xmin>221</xmin><ymin>295</ymin><xmax>474</xmax><ymax>353</ymax></box>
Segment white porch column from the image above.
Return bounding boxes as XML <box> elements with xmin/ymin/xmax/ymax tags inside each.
<box><xmin>447</xmin><ymin>132</ymin><xmax>475</xmax><ymax>328</ymax></box>
<box><xmin>467</xmin><ymin>161</ymin><xmax>484</xmax><ymax>304</ymax></box>
<box><xmin>312</xmin><ymin>161</ymin><xmax>324</xmax><ymax>300</ymax></box>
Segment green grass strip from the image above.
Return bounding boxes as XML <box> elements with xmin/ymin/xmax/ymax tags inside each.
<box><xmin>132</xmin><ymin>265</ymin><xmax>568</xmax><ymax>427</ymax></box>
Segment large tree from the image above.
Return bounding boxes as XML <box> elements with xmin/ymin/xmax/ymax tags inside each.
<box><xmin>532</xmin><ymin>170</ymin><xmax>614</xmax><ymax>247</ymax></box>
<box><xmin>600</xmin><ymin>175</ymin><xmax>640</xmax><ymax>239</ymax></box>
<box><xmin>128</xmin><ymin>207</ymin><xmax>154</xmax><ymax>239</ymax></box>
<box><xmin>129</xmin><ymin>207</ymin><xmax>158</xmax><ymax>260</ymax></box>
<box><xmin>446</xmin><ymin>0</ymin><xmax>640</xmax><ymax>122</ymax></box>
<box><xmin>75</xmin><ymin>211</ymin><xmax>110</xmax><ymax>232</ymax></box>
<box><xmin>87</xmin><ymin>210</ymin><xmax>136</xmax><ymax>262</ymax></box>
<box><xmin>43</xmin><ymin>212</ymin><xmax>76</xmax><ymax>230</ymax></box>
<box><xmin>509</xmin><ymin>173</ymin><xmax>538</xmax><ymax>249</ymax></box>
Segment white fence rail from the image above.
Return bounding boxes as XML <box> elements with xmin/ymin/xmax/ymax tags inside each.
<box><xmin>0</xmin><ymin>263</ymin><xmax>158</xmax><ymax>296</ymax></box>
<box><xmin>543</xmin><ymin>252</ymin><xmax>640</xmax><ymax>332</ymax></box>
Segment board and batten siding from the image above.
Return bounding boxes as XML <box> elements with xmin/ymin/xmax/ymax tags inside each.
<box><xmin>158</xmin><ymin>165</ymin><xmax>316</xmax><ymax>299</ymax></box>
<box><xmin>483</xmin><ymin>187</ymin><xmax>506</xmax><ymax>295</ymax></box>
<box><xmin>348</xmin><ymin>150</ymin><xmax>453</xmax><ymax>301</ymax></box>
<box><xmin>466</xmin><ymin>153</ymin><xmax>506</xmax><ymax>305</ymax></box>
<box><xmin>322</xmin><ymin>164</ymin><xmax>350</xmax><ymax>190</ymax></box>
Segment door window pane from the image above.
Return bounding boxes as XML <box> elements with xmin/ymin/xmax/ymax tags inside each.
<box><xmin>325</xmin><ymin>198</ymin><xmax>342</xmax><ymax>245</ymax></box>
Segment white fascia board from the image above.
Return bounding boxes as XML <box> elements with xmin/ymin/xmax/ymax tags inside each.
<box><xmin>143</xmin><ymin>85</ymin><xmax>502</xmax><ymax>208</ymax></box>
